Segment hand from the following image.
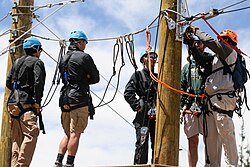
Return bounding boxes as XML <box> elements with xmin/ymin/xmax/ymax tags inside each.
<box><xmin>189</xmin><ymin>25</ymin><xmax>198</xmax><ymax>34</ymax></box>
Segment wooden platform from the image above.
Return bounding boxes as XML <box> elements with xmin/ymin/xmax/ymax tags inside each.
<box><xmin>94</xmin><ymin>164</ymin><xmax>177</xmax><ymax>167</ymax></box>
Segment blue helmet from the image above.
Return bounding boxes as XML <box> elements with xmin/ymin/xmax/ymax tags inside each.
<box><xmin>140</xmin><ymin>49</ymin><xmax>158</xmax><ymax>63</ymax></box>
<box><xmin>23</xmin><ymin>37</ymin><xmax>41</xmax><ymax>49</ymax></box>
<box><xmin>69</xmin><ymin>30</ymin><xmax>88</xmax><ymax>43</ymax></box>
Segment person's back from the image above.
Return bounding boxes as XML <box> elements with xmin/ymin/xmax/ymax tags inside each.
<box><xmin>54</xmin><ymin>30</ymin><xmax>99</xmax><ymax>167</ymax></box>
<box><xmin>6</xmin><ymin>37</ymin><xmax>46</xmax><ymax>167</ymax></box>
<box><xmin>59</xmin><ymin>44</ymin><xmax>99</xmax><ymax>105</ymax></box>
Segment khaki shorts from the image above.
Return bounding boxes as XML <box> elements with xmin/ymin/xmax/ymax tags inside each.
<box><xmin>183</xmin><ymin>113</ymin><xmax>204</xmax><ymax>139</ymax></box>
<box><xmin>61</xmin><ymin>106</ymin><xmax>89</xmax><ymax>135</ymax></box>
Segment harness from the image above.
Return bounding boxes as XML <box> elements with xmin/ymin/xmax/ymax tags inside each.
<box><xmin>135</xmin><ymin>70</ymin><xmax>156</xmax><ymax>119</ymax></box>
<box><xmin>9</xmin><ymin>55</ymin><xmax>45</xmax><ymax>133</ymax></box>
<box><xmin>206</xmin><ymin>56</ymin><xmax>245</xmax><ymax>117</ymax></box>
<box><xmin>10</xmin><ymin>56</ymin><xmax>34</xmax><ymax>118</ymax></box>
<box><xmin>59</xmin><ymin>52</ymin><xmax>95</xmax><ymax>119</ymax></box>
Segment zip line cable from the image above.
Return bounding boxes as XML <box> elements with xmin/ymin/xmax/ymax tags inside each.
<box><xmin>220</xmin><ymin>5</ymin><xmax>250</xmax><ymax>14</ymax></box>
<box><xmin>16</xmin><ymin>0</ymin><xmax>84</xmax><ymax>12</ymax></box>
<box><xmin>219</xmin><ymin>0</ymin><xmax>249</xmax><ymax>11</ymax></box>
<box><xmin>0</xmin><ymin>1</ymin><xmax>78</xmax><ymax>57</ymax></box>
<box><xmin>34</xmin><ymin>16</ymin><xmax>61</xmax><ymax>40</ymax></box>
<box><xmin>0</xmin><ymin>29</ymin><xmax>11</xmax><ymax>38</ymax></box>
<box><xmin>99</xmin><ymin>74</ymin><xmax>124</xmax><ymax>96</ymax></box>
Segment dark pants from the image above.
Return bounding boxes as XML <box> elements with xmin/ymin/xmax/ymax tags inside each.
<box><xmin>133</xmin><ymin>119</ymin><xmax>155</xmax><ymax>164</ymax></box>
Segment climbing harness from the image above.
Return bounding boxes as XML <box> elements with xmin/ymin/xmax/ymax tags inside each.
<box><xmin>8</xmin><ymin>55</ymin><xmax>46</xmax><ymax>134</ymax></box>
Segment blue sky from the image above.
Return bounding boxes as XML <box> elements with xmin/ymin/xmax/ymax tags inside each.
<box><xmin>1</xmin><ymin>0</ymin><xmax>250</xmax><ymax>166</ymax></box>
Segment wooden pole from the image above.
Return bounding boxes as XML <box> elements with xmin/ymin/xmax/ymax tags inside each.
<box><xmin>153</xmin><ymin>0</ymin><xmax>182</xmax><ymax>166</ymax></box>
<box><xmin>0</xmin><ymin>0</ymin><xmax>34</xmax><ymax>166</ymax></box>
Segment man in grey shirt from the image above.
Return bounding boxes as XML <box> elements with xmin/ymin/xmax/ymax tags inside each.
<box><xmin>190</xmin><ymin>27</ymin><xmax>239</xmax><ymax>167</ymax></box>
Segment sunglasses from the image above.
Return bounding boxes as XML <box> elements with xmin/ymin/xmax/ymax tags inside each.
<box><xmin>145</xmin><ymin>55</ymin><xmax>158</xmax><ymax>60</ymax></box>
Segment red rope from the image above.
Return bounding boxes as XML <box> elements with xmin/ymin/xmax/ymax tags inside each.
<box><xmin>201</xmin><ymin>15</ymin><xmax>250</xmax><ymax>58</ymax></box>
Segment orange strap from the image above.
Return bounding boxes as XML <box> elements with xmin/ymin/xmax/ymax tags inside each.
<box><xmin>145</xmin><ymin>30</ymin><xmax>205</xmax><ymax>98</ymax></box>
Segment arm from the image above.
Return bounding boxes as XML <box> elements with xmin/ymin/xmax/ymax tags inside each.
<box><xmin>6</xmin><ymin>66</ymin><xmax>15</xmax><ymax>90</ymax></box>
<box><xmin>124</xmin><ymin>72</ymin><xmax>140</xmax><ymax>111</ymax></box>
<box><xmin>33</xmin><ymin>60</ymin><xmax>46</xmax><ymax>105</ymax></box>
<box><xmin>84</xmin><ymin>55</ymin><xmax>100</xmax><ymax>84</ymax></box>
<box><xmin>194</xmin><ymin>28</ymin><xmax>234</xmax><ymax>60</ymax></box>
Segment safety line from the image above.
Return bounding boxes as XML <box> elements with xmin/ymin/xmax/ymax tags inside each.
<box><xmin>145</xmin><ymin>30</ymin><xmax>205</xmax><ymax>98</ymax></box>
<box><xmin>201</xmin><ymin>16</ymin><xmax>250</xmax><ymax>58</ymax></box>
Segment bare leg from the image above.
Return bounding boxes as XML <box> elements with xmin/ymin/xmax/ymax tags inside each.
<box><xmin>58</xmin><ymin>135</ymin><xmax>69</xmax><ymax>155</ymax></box>
<box><xmin>67</xmin><ymin>132</ymin><xmax>81</xmax><ymax>156</ymax></box>
<box><xmin>188</xmin><ymin>134</ymin><xmax>199</xmax><ymax>167</ymax></box>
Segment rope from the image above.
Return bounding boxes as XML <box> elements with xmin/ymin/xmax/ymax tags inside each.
<box><xmin>145</xmin><ymin>30</ymin><xmax>205</xmax><ymax>98</ymax></box>
<box><xmin>41</xmin><ymin>41</ymin><xmax>66</xmax><ymax>109</ymax></box>
<box><xmin>201</xmin><ymin>16</ymin><xmax>250</xmax><ymax>58</ymax></box>
<box><xmin>99</xmin><ymin>74</ymin><xmax>124</xmax><ymax>96</ymax></box>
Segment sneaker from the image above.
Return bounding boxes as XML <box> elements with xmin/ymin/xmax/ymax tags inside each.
<box><xmin>63</xmin><ymin>164</ymin><xmax>74</xmax><ymax>167</ymax></box>
<box><xmin>53</xmin><ymin>161</ymin><xmax>63</xmax><ymax>167</ymax></box>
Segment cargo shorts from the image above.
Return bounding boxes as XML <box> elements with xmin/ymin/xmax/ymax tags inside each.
<box><xmin>183</xmin><ymin>113</ymin><xmax>204</xmax><ymax>139</ymax></box>
<box><xmin>61</xmin><ymin>106</ymin><xmax>89</xmax><ymax>135</ymax></box>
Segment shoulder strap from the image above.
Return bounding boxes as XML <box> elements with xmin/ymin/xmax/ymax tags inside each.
<box><xmin>219</xmin><ymin>57</ymin><xmax>233</xmax><ymax>75</ymax></box>
<box><xmin>61</xmin><ymin>53</ymin><xmax>73</xmax><ymax>84</ymax></box>
<box><xmin>13</xmin><ymin>56</ymin><xmax>29</xmax><ymax>88</ymax></box>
